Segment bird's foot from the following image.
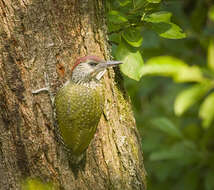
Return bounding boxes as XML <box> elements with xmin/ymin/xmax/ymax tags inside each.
<box><xmin>32</xmin><ymin>72</ymin><xmax>54</xmax><ymax>105</ymax></box>
<box><xmin>32</xmin><ymin>87</ymin><xmax>49</xmax><ymax>94</ymax></box>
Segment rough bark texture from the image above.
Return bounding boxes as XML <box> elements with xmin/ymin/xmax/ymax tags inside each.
<box><xmin>0</xmin><ymin>0</ymin><xmax>146</xmax><ymax>189</ymax></box>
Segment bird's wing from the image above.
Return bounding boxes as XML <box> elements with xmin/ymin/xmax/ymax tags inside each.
<box><xmin>54</xmin><ymin>82</ymin><xmax>104</xmax><ymax>155</ymax></box>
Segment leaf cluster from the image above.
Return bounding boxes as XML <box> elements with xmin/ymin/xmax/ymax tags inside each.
<box><xmin>106</xmin><ymin>0</ymin><xmax>186</xmax><ymax>81</ymax></box>
<box><xmin>107</xmin><ymin>0</ymin><xmax>214</xmax><ymax>190</ymax></box>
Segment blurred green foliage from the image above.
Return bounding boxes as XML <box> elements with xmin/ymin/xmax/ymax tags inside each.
<box><xmin>106</xmin><ymin>0</ymin><xmax>214</xmax><ymax>190</ymax></box>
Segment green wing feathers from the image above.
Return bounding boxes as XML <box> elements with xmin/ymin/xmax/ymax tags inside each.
<box><xmin>54</xmin><ymin>82</ymin><xmax>104</xmax><ymax>156</ymax></box>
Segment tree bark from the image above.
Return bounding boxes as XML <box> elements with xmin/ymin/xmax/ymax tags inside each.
<box><xmin>0</xmin><ymin>0</ymin><xmax>146</xmax><ymax>189</ymax></box>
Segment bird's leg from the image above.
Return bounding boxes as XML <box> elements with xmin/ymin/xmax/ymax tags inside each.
<box><xmin>32</xmin><ymin>72</ymin><xmax>64</xmax><ymax>147</ymax></box>
<box><xmin>32</xmin><ymin>72</ymin><xmax>54</xmax><ymax>105</ymax></box>
<box><xmin>32</xmin><ymin>87</ymin><xmax>49</xmax><ymax>94</ymax></box>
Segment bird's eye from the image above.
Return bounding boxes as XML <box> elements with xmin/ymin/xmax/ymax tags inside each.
<box><xmin>89</xmin><ymin>62</ymin><xmax>97</xmax><ymax>66</ymax></box>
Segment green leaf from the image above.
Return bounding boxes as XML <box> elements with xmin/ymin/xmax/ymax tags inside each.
<box><xmin>142</xmin><ymin>56</ymin><xmax>186</xmax><ymax>76</ymax></box>
<box><xmin>141</xmin><ymin>56</ymin><xmax>204</xmax><ymax>82</ymax></box>
<box><xmin>158</xmin><ymin>23</ymin><xmax>186</xmax><ymax>39</ymax></box>
<box><xmin>174</xmin><ymin>84</ymin><xmax>211</xmax><ymax>116</ymax></box>
<box><xmin>143</xmin><ymin>11</ymin><xmax>172</xmax><ymax>23</ymax></box>
<box><xmin>108</xmin><ymin>10</ymin><xmax>128</xmax><ymax>24</ymax></box>
<box><xmin>151</xmin><ymin>22</ymin><xmax>186</xmax><ymax>39</ymax></box>
<box><xmin>208</xmin><ymin>39</ymin><xmax>214</xmax><ymax>71</ymax></box>
<box><xmin>134</xmin><ymin>0</ymin><xmax>147</xmax><ymax>9</ymax></box>
<box><xmin>143</xmin><ymin>11</ymin><xmax>186</xmax><ymax>39</ymax></box>
<box><xmin>122</xmin><ymin>28</ymin><xmax>143</xmax><ymax>47</ymax></box>
<box><xmin>199</xmin><ymin>93</ymin><xmax>214</xmax><ymax>128</ymax></box>
<box><xmin>151</xmin><ymin>117</ymin><xmax>183</xmax><ymax>138</ymax></box>
<box><xmin>116</xmin><ymin>42</ymin><xmax>144</xmax><ymax>81</ymax></box>
<box><xmin>175</xmin><ymin>66</ymin><xmax>203</xmax><ymax>83</ymax></box>
<box><xmin>109</xmin><ymin>33</ymin><xmax>121</xmax><ymax>44</ymax></box>
<box><xmin>118</xmin><ymin>0</ymin><xmax>131</xmax><ymax>6</ymax></box>
<box><xmin>146</xmin><ymin>0</ymin><xmax>161</xmax><ymax>3</ymax></box>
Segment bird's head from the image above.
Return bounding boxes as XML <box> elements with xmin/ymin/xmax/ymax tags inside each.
<box><xmin>71</xmin><ymin>55</ymin><xmax>122</xmax><ymax>84</ymax></box>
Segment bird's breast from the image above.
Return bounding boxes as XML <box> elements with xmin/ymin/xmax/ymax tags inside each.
<box><xmin>54</xmin><ymin>81</ymin><xmax>104</xmax><ymax>155</ymax></box>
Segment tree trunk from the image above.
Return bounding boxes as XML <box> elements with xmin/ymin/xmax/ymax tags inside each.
<box><xmin>0</xmin><ymin>0</ymin><xmax>146</xmax><ymax>189</ymax></box>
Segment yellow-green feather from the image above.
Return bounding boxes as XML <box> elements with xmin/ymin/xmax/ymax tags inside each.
<box><xmin>54</xmin><ymin>81</ymin><xmax>104</xmax><ymax>156</ymax></box>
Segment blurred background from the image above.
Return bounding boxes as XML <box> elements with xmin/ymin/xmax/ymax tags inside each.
<box><xmin>107</xmin><ymin>0</ymin><xmax>214</xmax><ymax>189</ymax></box>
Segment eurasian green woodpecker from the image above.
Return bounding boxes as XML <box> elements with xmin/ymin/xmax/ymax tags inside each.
<box><xmin>54</xmin><ymin>55</ymin><xmax>122</xmax><ymax>161</ymax></box>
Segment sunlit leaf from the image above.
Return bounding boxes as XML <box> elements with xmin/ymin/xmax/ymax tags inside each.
<box><xmin>152</xmin><ymin>117</ymin><xmax>183</xmax><ymax>138</ymax></box>
<box><xmin>199</xmin><ymin>92</ymin><xmax>214</xmax><ymax>128</ymax></box>
<box><xmin>108</xmin><ymin>11</ymin><xmax>128</xmax><ymax>24</ymax></box>
<box><xmin>116</xmin><ymin>42</ymin><xmax>144</xmax><ymax>81</ymax></box>
<box><xmin>141</xmin><ymin>56</ymin><xmax>204</xmax><ymax>82</ymax></box>
<box><xmin>122</xmin><ymin>28</ymin><xmax>143</xmax><ymax>47</ymax></box>
<box><xmin>143</xmin><ymin>11</ymin><xmax>172</xmax><ymax>23</ymax></box>
<box><xmin>146</xmin><ymin>0</ymin><xmax>161</xmax><ymax>3</ymax></box>
<box><xmin>158</xmin><ymin>23</ymin><xmax>186</xmax><ymax>39</ymax></box>
<box><xmin>208</xmin><ymin>39</ymin><xmax>214</xmax><ymax>71</ymax></box>
<box><xmin>150</xmin><ymin>22</ymin><xmax>186</xmax><ymax>39</ymax></box>
<box><xmin>174</xmin><ymin>84</ymin><xmax>211</xmax><ymax>116</ymax></box>
<box><xmin>143</xmin><ymin>11</ymin><xmax>186</xmax><ymax>39</ymax></box>
<box><xmin>175</xmin><ymin>66</ymin><xmax>203</xmax><ymax>82</ymax></box>
<box><xmin>142</xmin><ymin>56</ymin><xmax>186</xmax><ymax>75</ymax></box>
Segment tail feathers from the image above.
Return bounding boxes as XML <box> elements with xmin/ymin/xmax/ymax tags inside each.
<box><xmin>69</xmin><ymin>152</ymin><xmax>86</xmax><ymax>165</ymax></box>
<box><xmin>53</xmin><ymin>122</ymin><xmax>86</xmax><ymax>165</ymax></box>
<box><xmin>59</xmin><ymin>140</ymin><xmax>86</xmax><ymax>165</ymax></box>
<box><xmin>68</xmin><ymin>152</ymin><xmax>86</xmax><ymax>177</ymax></box>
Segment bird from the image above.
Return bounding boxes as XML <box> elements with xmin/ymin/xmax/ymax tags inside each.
<box><xmin>54</xmin><ymin>55</ymin><xmax>122</xmax><ymax>163</ymax></box>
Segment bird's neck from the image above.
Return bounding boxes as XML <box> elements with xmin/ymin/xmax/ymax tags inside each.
<box><xmin>68</xmin><ymin>78</ymin><xmax>102</xmax><ymax>89</ymax></box>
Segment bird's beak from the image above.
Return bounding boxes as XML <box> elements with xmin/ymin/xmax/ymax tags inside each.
<box><xmin>92</xmin><ymin>60</ymin><xmax>122</xmax><ymax>80</ymax></box>
<box><xmin>95</xmin><ymin>60</ymin><xmax>123</xmax><ymax>71</ymax></box>
<box><xmin>105</xmin><ymin>60</ymin><xmax>123</xmax><ymax>67</ymax></box>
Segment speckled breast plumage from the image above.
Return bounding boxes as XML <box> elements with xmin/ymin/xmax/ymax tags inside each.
<box><xmin>54</xmin><ymin>81</ymin><xmax>104</xmax><ymax>156</ymax></box>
